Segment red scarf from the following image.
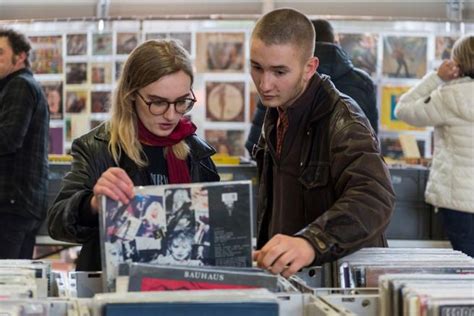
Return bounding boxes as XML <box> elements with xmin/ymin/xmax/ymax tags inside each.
<box><xmin>138</xmin><ymin>118</ymin><xmax>196</xmax><ymax>184</ymax></box>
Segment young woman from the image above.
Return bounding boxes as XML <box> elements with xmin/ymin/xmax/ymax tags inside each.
<box><xmin>48</xmin><ymin>39</ymin><xmax>220</xmax><ymax>270</ymax></box>
<box><xmin>395</xmin><ymin>35</ymin><xmax>474</xmax><ymax>257</ymax></box>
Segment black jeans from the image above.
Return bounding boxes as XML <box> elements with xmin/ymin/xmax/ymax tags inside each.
<box><xmin>439</xmin><ymin>207</ymin><xmax>474</xmax><ymax>258</ymax></box>
<box><xmin>0</xmin><ymin>213</ymin><xmax>41</xmax><ymax>259</ymax></box>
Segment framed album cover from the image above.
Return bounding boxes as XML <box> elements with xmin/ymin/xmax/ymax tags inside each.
<box><xmin>91</xmin><ymin>91</ymin><xmax>111</xmax><ymax>113</ymax></box>
<box><xmin>338</xmin><ymin>33</ymin><xmax>378</xmax><ymax>76</ymax></box>
<box><xmin>382</xmin><ymin>35</ymin><xmax>427</xmax><ymax>79</ymax></box>
<box><xmin>29</xmin><ymin>35</ymin><xmax>63</xmax><ymax>74</ymax></box>
<box><xmin>91</xmin><ymin>62</ymin><xmax>112</xmax><ymax>84</ymax></box>
<box><xmin>66</xmin><ymin>62</ymin><xmax>88</xmax><ymax>85</ymax></box>
<box><xmin>65</xmin><ymin>89</ymin><xmax>88</xmax><ymax>114</ymax></box>
<box><xmin>380</xmin><ymin>85</ymin><xmax>425</xmax><ymax>131</ymax></box>
<box><xmin>66</xmin><ymin>34</ymin><xmax>87</xmax><ymax>56</ymax></box>
<box><xmin>116</xmin><ymin>32</ymin><xmax>139</xmax><ymax>55</ymax></box>
<box><xmin>196</xmin><ymin>32</ymin><xmax>245</xmax><ymax>73</ymax></box>
<box><xmin>92</xmin><ymin>33</ymin><xmax>113</xmax><ymax>56</ymax></box>
<box><xmin>49</xmin><ymin>126</ymin><xmax>64</xmax><ymax>155</ymax></box>
<box><xmin>41</xmin><ymin>81</ymin><xmax>63</xmax><ymax>120</ymax></box>
<box><xmin>205</xmin><ymin>129</ymin><xmax>246</xmax><ymax>157</ymax></box>
<box><xmin>205</xmin><ymin>81</ymin><xmax>245</xmax><ymax>122</ymax></box>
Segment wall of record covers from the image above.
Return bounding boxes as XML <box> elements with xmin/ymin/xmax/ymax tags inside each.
<box><xmin>6</xmin><ymin>18</ymin><xmax>473</xmax><ymax>158</ymax></box>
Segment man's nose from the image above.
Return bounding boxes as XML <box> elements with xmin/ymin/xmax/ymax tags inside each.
<box><xmin>259</xmin><ymin>72</ymin><xmax>273</xmax><ymax>92</ymax></box>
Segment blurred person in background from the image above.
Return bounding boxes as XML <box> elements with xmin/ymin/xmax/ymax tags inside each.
<box><xmin>0</xmin><ymin>28</ymin><xmax>49</xmax><ymax>259</ymax></box>
<box><xmin>395</xmin><ymin>35</ymin><xmax>474</xmax><ymax>257</ymax></box>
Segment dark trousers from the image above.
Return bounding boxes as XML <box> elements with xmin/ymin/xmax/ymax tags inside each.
<box><xmin>0</xmin><ymin>213</ymin><xmax>41</xmax><ymax>259</ymax></box>
<box><xmin>439</xmin><ymin>207</ymin><xmax>474</xmax><ymax>258</ymax></box>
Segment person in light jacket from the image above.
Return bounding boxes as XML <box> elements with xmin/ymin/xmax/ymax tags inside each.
<box><xmin>395</xmin><ymin>35</ymin><xmax>474</xmax><ymax>257</ymax></box>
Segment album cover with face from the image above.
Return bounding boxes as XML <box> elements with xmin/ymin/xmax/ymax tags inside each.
<box><xmin>99</xmin><ymin>181</ymin><xmax>253</xmax><ymax>292</ymax></box>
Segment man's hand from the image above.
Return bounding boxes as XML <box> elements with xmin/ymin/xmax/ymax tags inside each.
<box><xmin>253</xmin><ymin>234</ymin><xmax>315</xmax><ymax>278</ymax></box>
<box><xmin>438</xmin><ymin>59</ymin><xmax>460</xmax><ymax>82</ymax></box>
<box><xmin>90</xmin><ymin>167</ymin><xmax>135</xmax><ymax>213</ymax></box>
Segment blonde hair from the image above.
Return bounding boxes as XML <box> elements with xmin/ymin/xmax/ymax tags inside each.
<box><xmin>452</xmin><ymin>35</ymin><xmax>474</xmax><ymax>78</ymax></box>
<box><xmin>251</xmin><ymin>8</ymin><xmax>315</xmax><ymax>62</ymax></box>
<box><xmin>108</xmin><ymin>39</ymin><xmax>193</xmax><ymax>167</ymax></box>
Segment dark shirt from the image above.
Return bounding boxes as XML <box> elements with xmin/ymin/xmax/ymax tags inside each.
<box><xmin>142</xmin><ymin>145</ymin><xmax>168</xmax><ymax>185</ymax></box>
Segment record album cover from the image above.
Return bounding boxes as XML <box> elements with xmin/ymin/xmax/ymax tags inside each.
<box><xmin>99</xmin><ymin>181</ymin><xmax>253</xmax><ymax>291</ymax></box>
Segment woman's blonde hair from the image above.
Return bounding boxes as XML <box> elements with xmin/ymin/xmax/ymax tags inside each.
<box><xmin>108</xmin><ymin>39</ymin><xmax>193</xmax><ymax>167</ymax></box>
<box><xmin>452</xmin><ymin>35</ymin><xmax>474</xmax><ymax>78</ymax></box>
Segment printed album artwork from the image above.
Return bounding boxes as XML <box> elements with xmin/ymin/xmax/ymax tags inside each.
<box><xmin>29</xmin><ymin>35</ymin><xmax>63</xmax><ymax>74</ymax></box>
<box><xmin>206</xmin><ymin>81</ymin><xmax>245</xmax><ymax>122</ymax></box>
<box><xmin>41</xmin><ymin>81</ymin><xmax>63</xmax><ymax>120</ymax></box>
<box><xmin>66</xmin><ymin>34</ymin><xmax>88</xmax><ymax>56</ymax></box>
<box><xmin>66</xmin><ymin>62</ymin><xmax>88</xmax><ymax>85</ymax></box>
<box><xmin>196</xmin><ymin>32</ymin><xmax>245</xmax><ymax>72</ymax></box>
<box><xmin>116</xmin><ymin>33</ymin><xmax>139</xmax><ymax>55</ymax></box>
<box><xmin>49</xmin><ymin>126</ymin><xmax>64</xmax><ymax>155</ymax></box>
<box><xmin>382</xmin><ymin>36</ymin><xmax>427</xmax><ymax>79</ymax></box>
<box><xmin>338</xmin><ymin>33</ymin><xmax>378</xmax><ymax>76</ymax></box>
<box><xmin>99</xmin><ymin>181</ymin><xmax>253</xmax><ymax>291</ymax></box>
<box><xmin>65</xmin><ymin>90</ymin><xmax>88</xmax><ymax>114</ymax></box>
<box><xmin>91</xmin><ymin>91</ymin><xmax>111</xmax><ymax>113</ymax></box>
<box><xmin>92</xmin><ymin>33</ymin><xmax>113</xmax><ymax>56</ymax></box>
<box><xmin>91</xmin><ymin>62</ymin><xmax>113</xmax><ymax>84</ymax></box>
<box><xmin>380</xmin><ymin>85</ymin><xmax>425</xmax><ymax>131</ymax></box>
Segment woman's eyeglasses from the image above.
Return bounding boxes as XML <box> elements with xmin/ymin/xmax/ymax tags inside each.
<box><xmin>136</xmin><ymin>90</ymin><xmax>196</xmax><ymax>115</ymax></box>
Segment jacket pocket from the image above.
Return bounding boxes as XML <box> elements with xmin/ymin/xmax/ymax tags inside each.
<box><xmin>299</xmin><ymin>162</ymin><xmax>330</xmax><ymax>189</ymax></box>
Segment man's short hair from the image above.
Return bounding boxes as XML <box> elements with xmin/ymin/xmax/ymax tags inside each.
<box><xmin>251</xmin><ymin>8</ymin><xmax>315</xmax><ymax>61</ymax></box>
<box><xmin>312</xmin><ymin>19</ymin><xmax>335</xmax><ymax>43</ymax></box>
<box><xmin>0</xmin><ymin>28</ymin><xmax>31</xmax><ymax>67</ymax></box>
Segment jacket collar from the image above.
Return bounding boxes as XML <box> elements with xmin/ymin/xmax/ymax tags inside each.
<box><xmin>306</xmin><ymin>73</ymin><xmax>340</xmax><ymax>124</ymax></box>
<box><xmin>0</xmin><ymin>68</ymin><xmax>31</xmax><ymax>91</ymax></box>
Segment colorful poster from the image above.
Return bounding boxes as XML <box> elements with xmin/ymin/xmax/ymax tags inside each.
<box><xmin>381</xmin><ymin>85</ymin><xmax>425</xmax><ymax>131</ymax></box>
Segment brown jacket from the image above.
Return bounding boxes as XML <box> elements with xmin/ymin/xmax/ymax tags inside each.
<box><xmin>254</xmin><ymin>74</ymin><xmax>395</xmax><ymax>265</ymax></box>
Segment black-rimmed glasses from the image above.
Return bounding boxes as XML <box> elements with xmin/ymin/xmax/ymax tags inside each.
<box><xmin>136</xmin><ymin>89</ymin><xmax>196</xmax><ymax>115</ymax></box>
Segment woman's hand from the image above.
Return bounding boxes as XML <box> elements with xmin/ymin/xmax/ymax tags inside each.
<box><xmin>438</xmin><ymin>59</ymin><xmax>461</xmax><ymax>82</ymax></box>
<box><xmin>90</xmin><ymin>167</ymin><xmax>135</xmax><ymax>213</ymax></box>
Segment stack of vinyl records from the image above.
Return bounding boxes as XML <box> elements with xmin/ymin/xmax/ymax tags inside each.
<box><xmin>0</xmin><ymin>259</ymin><xmax>55</xmax><ymax>315</ymax></box>
<box><xmin>335</xmin><ymin>248</ymin><xmax>474</xmax><ymax>288</ymax></box>
<box><xmin>379</xmin><ymin>273</ymin><xmax>474</xmax><ymax>316</ymax></box>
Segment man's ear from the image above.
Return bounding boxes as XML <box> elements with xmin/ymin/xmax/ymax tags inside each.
<box><xmin>304</xmin><ymin>56</ymin><xmax>319</xmax><ymax>81</ymax></box>
<box><xmin>14</xmin><ymin>51</ymin><xmax>27</xmax><ymax>67</ymax></box>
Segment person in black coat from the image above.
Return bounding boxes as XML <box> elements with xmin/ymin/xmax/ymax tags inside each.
<box><xmin>246</xmin><ymin>19</ymin><xmax>378</xmax><ymax>155</ymax></box>
<box><xmin>48</xmin><ymin>40</ymin><xmax>220</xmax><ymax>271</ymax></box>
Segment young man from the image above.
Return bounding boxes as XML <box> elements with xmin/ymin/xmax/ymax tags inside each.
<box><xmin>250</xmin><ymin>8</ymin><xmax>395</xmax><ymax>278</ymax></box>
<box><xmin>246</xmin><ymin>19</ymin><xmax>378</xmax><ymax>155</ymax></box>
<box><xmin>0</xmin><ymin>29</ymin><xmax>49</xmax><ymax>259</ymax></box>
